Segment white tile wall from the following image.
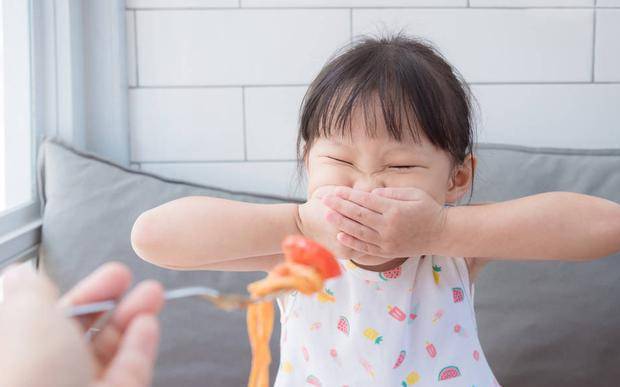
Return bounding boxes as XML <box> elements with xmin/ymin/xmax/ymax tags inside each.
<box><xmin>241</xmin><ymin>0</ymin><xmax>466</xmax><ymax>7</ymax></box>
<box><xmin>136</xmin><ymin>9</ymin><xmax>350</xmax><ymax>86</ymax></box>
<box><xmin>598</xmin><ymin>0</ymin><xmax>620</xmax><ymax>6</ymax></box>
<box><xmin>141</xmin><ymin>161</ymin><xmax>307</xmax><ymax>199</ymax></box>
<box><xmin>127</xmin><ymin>0</ymin><xmax>238</xmax><ymax>8</ymax></box>
<box><xmin>126</xmin><ymin>1</ymin><xmax>619</xmax><ymax>197</ymax></box>
<box><xmin>354</xmin><ymin>9</ymin><xmax>593</xmax><ymax>83</ymax></box>
<box><xmin>125</xmin><ymin>11</ymin><xmax>137</xmax><ymax>87</ymax></box>
<box><xmin>129</xmin><ymin>88</ymin><xmax>245</xmax><ymax>161</ymax></box>
<box><xmin>244</xmin><ymin>86</ymin><xmax>306</xmax><ymax>160</ymax></box>
<box><xmin>472</xmin><ymin>84</ymin><xmax>620</xmax><ymax>148</ymax></box>
<box><xmin>595</xmin><ymin>9</ymin><xmax>620</xmax><ymax>82</ymax></box>
<box><xmin>470</xmin><ymin>0</ymin><xmax>593</xmax><ymax>6</ymax></box>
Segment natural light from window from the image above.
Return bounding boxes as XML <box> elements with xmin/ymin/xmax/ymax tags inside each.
<box><xmin>0</xmin><ymin>0</ymin><xmax>33</xmax><ymax>214</ymax></box>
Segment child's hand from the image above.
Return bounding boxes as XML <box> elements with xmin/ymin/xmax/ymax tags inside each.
<box><xmin>297</xmin><ymin>186</ymin><xmax>365</xmax><ymax>261</ymax></box>
<box><xmin>321</xmin><ymin>186</ymin><xmax>448</xmax><ymax>258</ymax></box>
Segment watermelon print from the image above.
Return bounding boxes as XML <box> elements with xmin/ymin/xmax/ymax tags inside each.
<box><xmin>379</xmin><ymin>265</ymin><xmax>402</xmax><ymax>281</ymax></box>
<box><xmin>438</xmin><ymin>366</ymin><xmax>461</xmax><ymax>381</ymax></box>
<box><xmin>452</xmin><ymin>287</ymin><xmax>464</xmax><ymax>303</ymax></box>
<box><xmin>306</xmin><ymin>374</ymin><xmax>322</xmax><ymax>386</ymax></box>
<box><xmin>337</xmin><ymin>316</ymin><xmax>350</xmax><ymax>335</ymax></box>
<box><xmin>272</xmin><ymin>255</ymin><xmax>498</xmax><ymax>386</ymax></box>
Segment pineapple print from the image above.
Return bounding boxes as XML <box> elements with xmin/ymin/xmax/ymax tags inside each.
<box><xmin>363</xmin><ymin>328</ymin><xmax>384</xmax><ymax>344</ymax></box>
<box><xmin>316</xmin><ymin>288</ymin><xmax>335</xmax><ymax>303</ymax></box>
<box><xmin>432</xmin><ymin>264</ymin><xmax>441</xmax><ymax>285</ymax></box>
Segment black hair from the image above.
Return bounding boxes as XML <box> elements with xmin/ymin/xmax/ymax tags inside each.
<box><xmin>295</xmin><ymin>31</ymin><xmax>478</xmax><ymax>201</ymax></box>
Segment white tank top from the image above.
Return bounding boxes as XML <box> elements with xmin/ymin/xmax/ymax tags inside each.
<box><xmin>274</xmin><ymin>255</ymin><xmax>500</xmax><ymax>386</ymax></box>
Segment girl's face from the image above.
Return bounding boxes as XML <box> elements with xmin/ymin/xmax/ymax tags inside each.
<box><xmin>304</xmin><ymin>108</ymin><xmax>474</xmax><ymax>206</ymax></box>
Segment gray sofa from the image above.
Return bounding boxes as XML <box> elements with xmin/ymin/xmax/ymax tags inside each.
<box><xmin>38</xmin><ymin>140</ymin><xmax>620</xmax><ymax>387</ymax></box>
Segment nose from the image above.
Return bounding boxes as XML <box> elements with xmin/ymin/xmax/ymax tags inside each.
<box><xmin>352</xmin><ymin>175</ymin><xmax>385</xmax><ymax>193</ymax></box>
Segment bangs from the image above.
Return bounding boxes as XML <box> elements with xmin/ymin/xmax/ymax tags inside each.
<box><xmin>297</xmin><ymin>33</ymin><xmax>474</xmax><ymax>165</ymax></box>
<box><xmin>313</xmin><ymin>76</ymin><xmax>424</xmax><ymax>145</ymax></box>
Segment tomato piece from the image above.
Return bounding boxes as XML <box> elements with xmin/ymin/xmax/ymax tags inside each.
<box><xmin>282</xmin><ymin>235</ymin><xmax>341</xmax><ymax>279</ymax></box>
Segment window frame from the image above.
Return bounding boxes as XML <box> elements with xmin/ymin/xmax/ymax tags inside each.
<box><xmin>0</xmin><ymin>0</ymin><xmax>42</xmax><ymax>269</ymax></box>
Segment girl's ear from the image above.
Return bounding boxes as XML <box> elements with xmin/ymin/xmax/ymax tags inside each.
<box><xmin>445</xmin><ymin>154</ymin><xmax>476</xmax><ymax>204</ymax></box>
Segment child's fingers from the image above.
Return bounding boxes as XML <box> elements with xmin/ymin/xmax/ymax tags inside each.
<box><xmin>336</xmin><ymin>232</ymin><xmax>385</xmax><ymax>257</ymax></box>
<box><xmin>372</xmin><ymin>187</ymin><xmax>424</xmax><ymax>201</ymax></box>
<box><xmin>322</xmin><ymin>195</ymin><xmax>382</xmax><ymax>228</ymax></box>
<box><xmin>332</xmin><ymin>186</ymin><xmax>390</xmax><ymax>213</ymax></box>
<box><xmin>325</xmin><ymin>209</ymin><xmax>381</xmax><ymax>245</ymax></box>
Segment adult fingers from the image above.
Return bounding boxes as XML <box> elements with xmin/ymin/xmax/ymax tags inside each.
<box><xmin>58</xmin><ymin>262</ymin><xmax>133</xmax><ymax>331</ymax></box>
<box><xmin>110</xmin><ymin>280</ymin><xmax>164</xmax><ymax>332</ymax></box>
<box><xmin>94</xmin><ymin>315</ymin><xmax>159</xmax><ymax>387</ymax></box>
<box><xmin>2</xmin><ymin>263</ymin><xmax>58</xmax><ymax>303</ymax></box>
<box><xmin>91</xmin><ymin>278</ymin><xmax>164</xmax><ymax>377</ymax></box>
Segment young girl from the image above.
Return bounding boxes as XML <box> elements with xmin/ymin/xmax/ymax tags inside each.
<box><xmin>131</xmin><ymin>33</ymin><xmax>620</xmax><ymax>386</ymax></box>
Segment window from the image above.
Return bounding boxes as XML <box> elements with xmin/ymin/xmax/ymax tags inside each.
<box><xmin>0</xmin><ymin>0</ymin><xmax>40</xmax><ymax>268</ymax></box>
<box><xmin>0</xmin><ymin>0</ymin><xmax>33</xmax><ymax>214</ymax></box>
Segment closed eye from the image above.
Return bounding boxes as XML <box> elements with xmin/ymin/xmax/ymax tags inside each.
<box><xmin>390</xmin><ymin>165</ymin><xmax>418</xmax><ymax>169</ymax></box>
<box><xmin>327</xmin><ymin>156</ymin><xmax>353</xmax><ymax>166</ymax></box>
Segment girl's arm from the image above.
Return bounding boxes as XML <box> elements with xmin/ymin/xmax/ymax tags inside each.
<box><xmin>320</xmin><ymin>187</ymin><xmax>620</xmax><ymax>261</ymax></box>
<box><xmin>131</xmin><ymin>196</ymin><xmax>300</xmax><ymax>271</ymax></box>
<box><xmin>439</xmin><ymin>192</ymin><xmax>620</xmax><ymax>260</ymax></box>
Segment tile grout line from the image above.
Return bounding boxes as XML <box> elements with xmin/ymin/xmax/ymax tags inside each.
<box><xmin>242</xmin><ymin>86</ymin><xmax>248</xmax><ymax>161</ymax></box>
<box><xmin>591</xmin><ymin>1</ymin><xmax>597</xmax><ymax>82</ymax></box>
<box><xmin>133</xmin><ymin>10</ymin><xmax>140</xmax><ymax>87</ymax></box>
<box><xmin>123</xmin><ymin>6</ymin><xmax>619</xmax><ymax>10</ymax></box>
<box><xmin>350</xmin><ymin>8</ymin><xmax>353</xmax><ymax>43</ymax></box>
<box><xmin>137</xmin><ymin>159</ymin><xmax>298</xmax><ymax>164</ymax></box>
<box><xmin>127</xmin><ymin>82</ymin><xmax>620</xmax><ymax>89</ymax></box>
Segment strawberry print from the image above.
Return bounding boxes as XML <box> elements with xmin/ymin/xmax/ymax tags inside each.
<box><xmin>302</xmin><ymin>346</ymin><xmax>309</xmax><ymax>362</ymax></box>
<box><xmin>310</xmin><ymin>322</ymin><xmax>322</xmax><ymax>331</ymax></box>
<box><xmin>473</xmin><ymin>350</ymin><xmax>480</xmax><ymax>361</ymax></box>
<box><xmin>452</xmin><ymin>287</ymin><xmax>464</xmax><ymax>303</ymax></box>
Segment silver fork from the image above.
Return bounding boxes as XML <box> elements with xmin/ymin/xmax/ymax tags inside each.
<box><xmin>65</xmin><ymin>286</ymin><xmax>288</xmax><ymax>341</ymax></box>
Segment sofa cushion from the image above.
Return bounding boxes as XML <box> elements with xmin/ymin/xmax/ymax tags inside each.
<box><xmin>38</xmin><ymin>140</ymin><xmax>620</xmax><ymax>387</ymax></box>
<box><xmin>471</xmin><ymin>143</ymin><xmax>620</xmax><ymax>387</ymax></box>
<box><xmin>38</xmin><ymin>140</ymin><xmax>299</xmax><ymax>387</ymax></box>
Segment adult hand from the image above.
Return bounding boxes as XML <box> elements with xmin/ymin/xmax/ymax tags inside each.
<box><xmin>0</xmin><ymin>262</ymin><xmax>164</xmax><ymax>387</ymax></box>
<box><xmin>321</xmin><ymin>186</ymin><xmax>448</xmax><ymax>258</ymax></box>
